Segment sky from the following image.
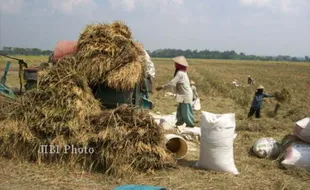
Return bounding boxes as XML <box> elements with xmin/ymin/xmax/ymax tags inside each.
<box><xmin>0</xmin><ymin>0</ymin><xmax>309</xmax><ymax>57</ymax></box>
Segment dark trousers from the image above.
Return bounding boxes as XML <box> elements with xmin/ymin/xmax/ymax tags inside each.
<box><xmin>248</xmin><ymin>108</ymin><xmax>261</xmax><ymax>118</ymax></box>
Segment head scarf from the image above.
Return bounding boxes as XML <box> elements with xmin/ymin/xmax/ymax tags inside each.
<box><xmin>174</xmin><ymin>62</ymin><xmax>187</xmax><ymax>77</ymax></box>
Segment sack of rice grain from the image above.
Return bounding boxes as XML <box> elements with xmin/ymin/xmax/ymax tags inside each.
<box><xmin>294</xmin><ymin>117</ymin><xmax>310</xmax><ymax>143</ymax></box>
<box><xmin>252</xmin><ymin>138</ymin><xmax>280</xmax><ymax>158</ymax></box>
<box><xmin>281</xmin><ymin>143</ymin><xmax>310</xmax><ymax>172</ymax></box>
<box><xmin>197</xmin><ymin>111</ymin><xmax>239</xmax><ymax>175</ymax></box>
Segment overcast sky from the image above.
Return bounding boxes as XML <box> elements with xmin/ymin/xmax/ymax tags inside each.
<box><xmin>0</xmin><ymin>0</ymin><xmax>309</xmax><ymax>57</ymax></box>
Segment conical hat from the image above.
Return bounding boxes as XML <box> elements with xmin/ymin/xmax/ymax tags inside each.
<box><xmin>190</xmin><ymin>80</ymin><xmax>195</xmax><ymax>85</ymax></box>
<box><xmin>172</xmin><ymin>56</ymin><xmax>188</xmax><ymax>67</ymax></box>
<box><xmin>257</xmin><ymin>85</ymin><xmax>264</xmax><ymax>89</ymax></box>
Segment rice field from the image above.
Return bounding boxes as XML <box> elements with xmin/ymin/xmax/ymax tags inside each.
<box><xmin>0</xmin><ymin>56</ymin><xmax>310</xmax><ymax>189</ymax></box>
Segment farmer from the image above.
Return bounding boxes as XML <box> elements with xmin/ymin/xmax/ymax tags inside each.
<box><xmin>190</xmin><ymin>80</ymin><xmax>199</xmax><ymax>101</ymax></box>
<box><xmin>248</xmin><ymin>85</ymin><xmax>274</xmax><ymax>118</ymax></box>
<box><xmin>144</xmin><ymin>50</ymin><xmax>155</xmax><ymax>93</ymax></box>
<box><xmin>140</xmin><ymin>50</ymin><xmax>155</xmax><ymax>99</ymax></box>
<box><xmin>248</xmin><ymin>75</ymin><xmax>255</xmax><ymax>85</ymax></box>
<box><xmin>156</xmin><ymin>56</ymin><xmax>195</xmax><ymax>127</ymax></box>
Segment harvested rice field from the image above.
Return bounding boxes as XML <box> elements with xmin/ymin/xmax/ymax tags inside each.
<box><xmin>0</xmin><ymin>55</ymin><xmax>309</xmax><ymax>189</ymax></box>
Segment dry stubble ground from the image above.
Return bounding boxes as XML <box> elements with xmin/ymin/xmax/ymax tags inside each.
<box><xmin>0</xmin><ymin>57</ymin><xmax>310</xmax><ymax>190</ymax></box>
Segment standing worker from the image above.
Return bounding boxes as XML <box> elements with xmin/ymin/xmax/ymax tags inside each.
<box><xmin>248</xmin><ymin>85</ymin><xmax>274</xmax><ymax>118</ymax></box>
<box><xmin>156</xmin><ymin>56</ymin><xmax>195</xmax><ymax>127</ymax></box>
<box><xmin>144</xmin><ymin>50</ymin><xmax>155</xmax><ymax>93</ymax></box>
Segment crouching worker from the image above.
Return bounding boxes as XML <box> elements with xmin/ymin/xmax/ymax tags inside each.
<box><xmin>248</xmin><ymin>85</ymin><xmax>274</xmax><ymax>118</ymax></box>
<box><xmin>156</xmin><ymin>56</ymin><xmax>195</xmax><ymax>127</ymax></box>
<box><xmin>190</xmin><ymin>80</ymin><xmax>199</xmax><ymax>101</ymax></box>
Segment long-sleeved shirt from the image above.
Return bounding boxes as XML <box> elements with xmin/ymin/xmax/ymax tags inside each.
<box><xmin>144</xmin><ymin>50</ymin><xmax>155</xmax><ymax>79</ymax></box>
<box><xmin>191</xmin><ymin>85</ymin><xmax>198</xmax><ymax>100</ymax></box>
<box><xmin>163</xmin><ymin>71</ymin><xmax>193</xmax><ymax>104</ymax></box>
<box><xmin>251</xmin><ymin>92</ymin><xmax>273</xmax><ymax>109</ymax></box>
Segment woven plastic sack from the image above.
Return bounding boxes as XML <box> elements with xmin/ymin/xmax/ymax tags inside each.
<box><xmin>294</xmin><ymin>117</ymin><xmax>310</xmax><ymax>143</ymax></box>
<box><xmin>281</xmin><ymin>143</ymin><xmax>310</xmax><ymax>172</ymax></box>
<box><xmin>197</xmin><ymin>111</ymin><xmax>239</xmax><ymax>175</ymax></box>
<box><xmin>252</xmin><ymin>138</ymin><xmax>280</xmax><ymax>158</ymax></box>
<box><xmin>159</xmin><ymin>114</ymin><xmax>177</xmax><ymax>130</ymax></box>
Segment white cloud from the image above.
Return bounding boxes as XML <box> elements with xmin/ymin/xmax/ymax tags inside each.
<box><xmin>0</xmin><ymin>0</ymin><xmax>24</xmax><ymax>14</ymax></box>
<box><xmin>49</xmin><ymin>0</ymin><xmax>96</xmax><ymax>14</ymax></box>
<box><xmin>240</xmin><ymin>0</ymin><xmax>272</xmax><ymax>7</ymax></box>
<box><xmin>239</xmin><ymin>0</ymin><xmax>310</xmax><ymax>14</ymax></box>
<box><xmin>279</xmin><ymin>0</ymin><xmax>309</xmax><ymax>14</ymax></box>
<box><xmin>108</xmin><ymin>0</ymin><xmax>184</xmax><ymax>12</ymax></box>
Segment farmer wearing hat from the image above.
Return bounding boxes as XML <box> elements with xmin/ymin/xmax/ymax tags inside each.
<box><xmin>248</xmin><ymin>85</ymin><xmax>275</xmax><ymax>118</ymax></box>
<box><xmin>190</xmin><ymin>80</ymin><xmax>199</xmax><ymax>101</ymax></box>
<box><xmin>156</xmin><ymin>56</ymin><xmax>195</xmax><ymax>127</ymax></box>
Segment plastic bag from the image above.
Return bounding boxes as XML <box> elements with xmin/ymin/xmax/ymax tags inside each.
<box><xmin>252</xmin><ymin>138</ymin><xmax>279</xmax><ymax>158</ymax></box>
<box><xmin>197</xmin><ymin>111</ymin><xmax>239</xmax><ymax>175</ymax></box>
<box><xmin>294</xmin><ymin>117</ymin><xmax>310</xmax><ymax>143</ymax></box>
<box><xmin>192</xmin><ymin>98</ymin><xmax>201</xmax><ymax>111</ymax></box>
<box><xmin>281</xmin><ymin>143</ymin><xmax>310</xmax><ymax>172</ymax></box>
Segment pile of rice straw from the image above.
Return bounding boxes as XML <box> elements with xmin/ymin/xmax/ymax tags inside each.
<box><xmin>0</xmin><ymin>21</ymin><xmax>175</xmax><ymax>176</ymax></box>
<box><xmin>76</xmin><ymin>21</ymin><xmax>146</xmax><ymax>91</ymax></box>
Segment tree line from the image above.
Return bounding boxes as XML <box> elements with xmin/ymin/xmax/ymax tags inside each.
<box><xmin>0</xmin><ymin>47</ymin><xmax>53</xmax><ymax>56</ymax></box>
<box><xmin>1</xmin><ymin>46</ymin><xmax>309</xmax><ymax>62</ymax></box>
<box><xmin>147</xmin><ymin>49</ymin><xmax>310</xmax><ymax>62</ymax></box>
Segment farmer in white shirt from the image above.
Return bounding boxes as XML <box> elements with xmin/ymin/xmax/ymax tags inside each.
<box><xmin>144</xmin><ymin>50</ymin><xmax>155</xmax><ymax>93</ymax></box>
<box><xmin>156</xmin><ymin>56</ymin><xmax>195</xmax><ymax>128</ymax></box>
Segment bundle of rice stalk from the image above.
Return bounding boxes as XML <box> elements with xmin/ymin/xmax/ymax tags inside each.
<box><xmin>0</xmin><ymin>56</ymin><xmax>102</xmax><ymax>163</ymax></box>
<box><xmin>274</xmin><ymin>88</ymin><xmax>292</xmax><ymax>103</ymax></box>
<box><xmin>105</xmin><ymin>42</ymin><xmax>146</xmax><ymax>91</ymax></box>
<box><xmin>0</xmin><ymin>94</ymin><xmax>9</xmax><ymax>120</ymax></box>
<box><xmin>76</xmin><ymin>21</ymin><xmax>146</xmax><ymax>90</ymax></box>
<box><xmin>89</xmin><ymin>105</ymin><xmax>176</xmax><ymax>176</ymax></box>
<box><xmin>0</xmin><ymin>120</ymin><xmax>41</xmax><ymax>161</ymax></box>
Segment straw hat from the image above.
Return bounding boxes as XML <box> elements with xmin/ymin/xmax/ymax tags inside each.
<box><xmin>172</xmin><ymin>56</ymin><xmax>189</xmax><ymax>67</ymax></box>
<box><xmin>257</xmin><ymin>85</ymin><xmax>264</xmax><ymax>90</ymax></box>
<box><xmin>190</xmin><ymin>80</ymin><xmax>195</xmax><ymax>85</ymax></box>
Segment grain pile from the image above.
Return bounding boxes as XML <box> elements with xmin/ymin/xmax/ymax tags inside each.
<box><xmin>0</xmin><ymin>21</ymin><xmax>174</xmax><ymax>176</ymax></box>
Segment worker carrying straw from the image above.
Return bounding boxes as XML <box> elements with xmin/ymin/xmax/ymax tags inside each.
<box><xmin>248</xmin><ymin>85</ymin><xmax>275</xmax><ymax>118</ymax></box>
<box><xmin>156</xmin><ymin>56</ymin><xmax>195</xmax><ymax>127</ymax></box>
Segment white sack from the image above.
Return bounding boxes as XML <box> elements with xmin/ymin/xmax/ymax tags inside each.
<box><xmin>252</xmin><ymin>138</ymin><xmax>279</xmax><ymax>158</ymax></box>
<box><xmin>177</xmin><ymin>125</ymin><xmax>201</xmax><ymax>141</ymax></box>
<box><xmin>294</xmin><ymin>117</ymin><xmax>310</xmax><ymax>143</ymax></box>
<box><xmin>281</xmin><ymin>143</ymin><xmax>310</xmax><ymax>172</ymax></box>
<box><xmin>159</xmin><ymin>114</ymin><xmax>177</xmax><ymax>130</ymax></box>
<box><xmin>197</xmin><ymin>111</ymin><xmax>239</xmax><ymax>175</ymax></box>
